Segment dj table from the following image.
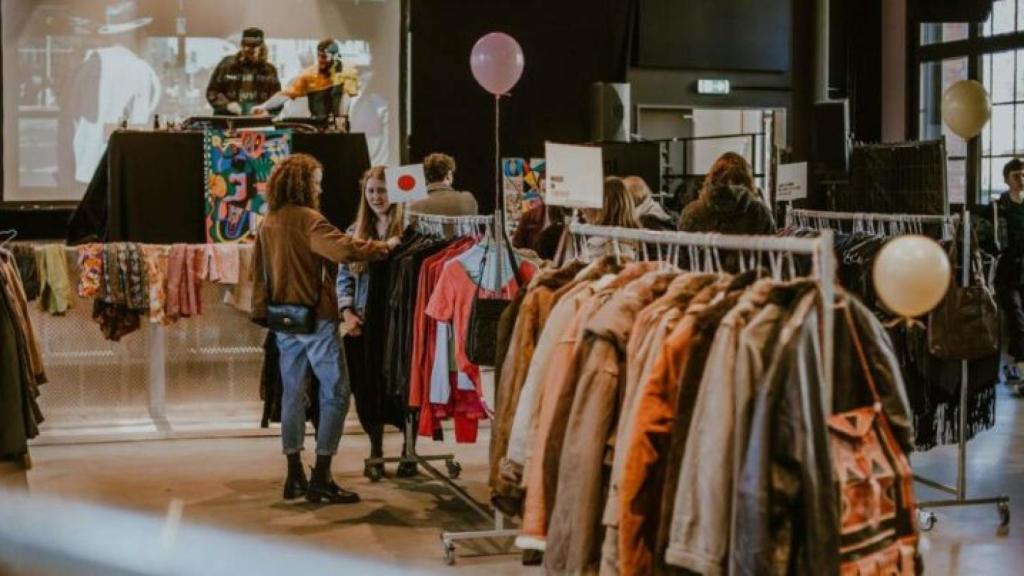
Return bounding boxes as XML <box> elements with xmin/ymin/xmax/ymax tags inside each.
<box><xmin>68</xmin><ymin>130</ymin><xmax>370</xmax><ymax>244</ymax></box>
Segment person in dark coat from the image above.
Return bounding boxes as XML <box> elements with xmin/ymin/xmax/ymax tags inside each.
<box><xmin>679</xmin><ymin>183</ymin><xmax>775</xmax><ymax>235</ymax></box>
<box><xmin>679</xmin><ymin>152</ymin><xmax>775</xmax><ymax>235</ymax></box>
<box><xmin>206</xmin><ymin>28</ymin><xmax>281</xmax><ymax>115</ymax></box>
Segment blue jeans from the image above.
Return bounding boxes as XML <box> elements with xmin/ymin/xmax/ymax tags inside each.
<box><xmin>275</xmin><ymin>320</ymin><xmax>350</xmax><ymax>456</ymax></box>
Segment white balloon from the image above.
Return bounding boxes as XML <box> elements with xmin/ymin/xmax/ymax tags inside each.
<box><xmin>873</xmin><ymin>235</ymin><xmax>952</xmax><ymax>318</ymax></box>
<box><xmin>941</xmin><ymin>79</ymin><xmax>991</xmax><ymax>140</ymax></box>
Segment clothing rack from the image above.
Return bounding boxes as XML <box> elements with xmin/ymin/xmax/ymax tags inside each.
<box><xmin>785</xmin><ymin>207</ymin><xmax>1011</xmax><ymax>530</ymax></box>
<box><xmin>385</xmin><ymin>211</ymin><xmax>520</xmax><ymax>565</ymax></box>
<box><xmin>570</xmin><ymin>223</ymin><xmax>838</xmax><ymax>411</ymax></box>
<box><xmin>0</xmin><ymin>237</ymin><xmax>31</xmax><ymax>470</ymax></box>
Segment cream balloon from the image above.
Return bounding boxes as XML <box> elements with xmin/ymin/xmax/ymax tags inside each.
<box><xmin>941</xmin><ymin>79</ymin><xmax>991</xmax><ymax>140</ymax></box>
<box><xmin>872</xmin><ymin>235</ymin><xmax>952</xmax><ymax>318</ymax></box>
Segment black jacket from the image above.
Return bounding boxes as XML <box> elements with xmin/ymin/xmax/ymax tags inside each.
<box><xmin>679</xmin><ymin>184</ymin><xmax>776</xmax><ymax>235</ymax></box>
<box><xmin>205</xmin><ymin>55</ymin><xmax>281</xmax><ymax>114</ymax></box>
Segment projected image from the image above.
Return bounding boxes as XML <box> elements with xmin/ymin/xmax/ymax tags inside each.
<box><xmin>3</xmin><ymin>0</ymin><xmax>398</xmax><ymax>202</ymax></box>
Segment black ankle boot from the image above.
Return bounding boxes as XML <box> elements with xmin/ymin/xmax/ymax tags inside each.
<box><xmin>306</xmin><ymin>455</ymin><xmax>360</xmax><ymax>504</ymax></box>
<box><xmin>283</xmin><ymin>453</ymin><xmax>308</xmax><ymax>500</ymax></box>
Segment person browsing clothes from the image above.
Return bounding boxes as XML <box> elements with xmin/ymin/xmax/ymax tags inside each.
<box><xmin>252</xmin><ymin>153</ymin><xmax>398</xmax><ymax>504</ymax></box>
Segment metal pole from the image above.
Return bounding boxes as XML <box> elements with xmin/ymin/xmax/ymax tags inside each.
<box><xmin>958</xmin><ymin>210</ymin><xmax>971</xmax><ymax>498</ymax></box>
<box><xmin>147</xmin><ymin>323</ymin><xmax>169</xmax><ymax>431</ymax></box>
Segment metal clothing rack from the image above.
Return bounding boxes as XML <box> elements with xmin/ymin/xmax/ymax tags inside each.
<box><xmin>569</xmin><ymin>223</ymin><xmax>837</xmax><ymax>410</ymax></box>
<box><xmin>380</xmin><ymin>211</ymin><xmax>520</xmax><ymax>565</ymax></box>
<box><xmin>785</xmin><ymin>207</ymin><xmax>1011</xmax><ymax>530</ymax></box>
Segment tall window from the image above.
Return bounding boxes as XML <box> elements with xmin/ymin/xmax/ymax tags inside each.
<box><xmin>916</xmin><ymin>0</ymin><xmax>1024</xmax><ymax>205</ymax></box>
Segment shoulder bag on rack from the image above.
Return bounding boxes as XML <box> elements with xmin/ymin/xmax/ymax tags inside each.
<box><xmin>465</xmin><ymin>241</ymin><xmax>525</xmax><ymax>366</ymax></box>
<box><xmin>928</xmin><ymin>243</ymin><xmax>1000</xmax><ymax>361</ymax></box>
<box><xmin>832</xmin><ymin>305</ymin><xmax>919</xmax><ymax>574</ymax></box>
<box><xmin>261</xmin><ymin>239</ymin><xmax>318</xmax><ymax>335</ymax></box>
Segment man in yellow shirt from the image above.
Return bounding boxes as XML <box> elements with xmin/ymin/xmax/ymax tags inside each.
<box><xmin>253</xmin><ymin>38</ymin><xmax>359</xmax><ymax>121</ymax></box>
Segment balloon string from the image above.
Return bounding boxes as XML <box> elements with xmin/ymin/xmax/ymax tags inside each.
<box><xmin>495</xmin><ymin>93</ymin><xmax>502</xmax><ymax>234</ymax></box>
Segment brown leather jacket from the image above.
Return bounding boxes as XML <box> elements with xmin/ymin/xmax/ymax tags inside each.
<box><xmin>251</xmin><ymin>205</ymin><xmax>389</xmax><ymax>323</ymax></box>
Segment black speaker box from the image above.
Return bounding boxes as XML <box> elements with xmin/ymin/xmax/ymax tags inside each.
<box><xmin>812</xmin><ymin>100</ymin><xmax>850</xmax><ymax>178</ymax></box>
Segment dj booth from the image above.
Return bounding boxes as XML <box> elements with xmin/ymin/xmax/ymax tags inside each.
<box><xmin>68</xmin><ymin>127</ymin><xmax>370</xmax><ymax>244</ymax></box>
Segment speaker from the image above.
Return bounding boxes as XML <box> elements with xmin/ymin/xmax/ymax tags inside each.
<box><xmin>915</xmin><ymin>0</ymin><xmax>992</xmax><ymax>23</ymax></box>
<box><xmin>590</xmin><ymin>82</ymin><xmax>631</xmax><ymax>142</ymax></box>
<box><xmin>812</xmin><ymin>99</ymin><xmax>850</xmax><ymax>178</ymax></box>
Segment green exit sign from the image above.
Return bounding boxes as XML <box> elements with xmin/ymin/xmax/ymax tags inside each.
<box><xmin>697</xmin><ymin>79</ymin><xmax>731</xmax><ymax>95</ymax></box>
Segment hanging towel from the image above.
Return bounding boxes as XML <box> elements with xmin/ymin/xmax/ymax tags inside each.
<box><xmin>203</xmin><ymin>243</ymin><xmax>241</xmax><ymax>284</ymax></box>
<box><xmin>11</xmin><ymin>244</ymin><xmax>39</xmax><ymax>301</ymax></box>
<box><xmin>224</xmin><ymin>245</ymin><xmax>255</xmax><ymax>313</ymax></box>
<box><xmin>35</xmin><ymin>244</ymin><xmax>73</xmax><ymax>315</ymax></box>
<box><xmin>141</xmin><ymin>245</ymin><xmax>170</xmax><ymax>324</ymax></box>
<box><xmin>76</xmin><ymin>243</ymin><xmax>104</xmax><ymax>298</ymax></box>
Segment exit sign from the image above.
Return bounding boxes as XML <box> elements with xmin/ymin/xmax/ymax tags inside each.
<box><xmin>697</xmin><ymin>79</ymin><xmax>731</xmax><ymax>95</ymax></box>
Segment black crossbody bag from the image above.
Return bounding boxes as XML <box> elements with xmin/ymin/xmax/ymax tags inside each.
<box><xmin>261</xmin><ymin>241</ymin><xmax>319</xmax><ymax>335</ymax></box>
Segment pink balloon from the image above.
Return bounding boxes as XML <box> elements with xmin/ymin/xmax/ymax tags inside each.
<box><xmin>469</xmin><ymin>32</ymin><xmax>525</xmax><ymax>95</ymax></box>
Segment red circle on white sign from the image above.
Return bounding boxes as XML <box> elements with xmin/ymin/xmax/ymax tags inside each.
<box><xmin>398</xmin><ymin>175</ymin><xmax>417</xmax><ymax>192</ymax></box>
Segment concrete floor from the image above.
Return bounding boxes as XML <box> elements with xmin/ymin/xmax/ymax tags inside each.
<box><xmin>4</xmin><ymin>385</ymin><xmax>1024</xmax><ymax>575</ymax></box>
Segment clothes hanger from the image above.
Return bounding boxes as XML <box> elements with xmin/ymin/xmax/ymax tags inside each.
<box><xmin>0</xmin><ymin>229</ymin><xmax>16</xmax><ymax>248</ymax></box>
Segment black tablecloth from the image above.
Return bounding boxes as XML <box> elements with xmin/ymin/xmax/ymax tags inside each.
<box><xmin>68</xmin><ymin>130</ymin><xmax>370</xmax><ymax>244</ymax></box>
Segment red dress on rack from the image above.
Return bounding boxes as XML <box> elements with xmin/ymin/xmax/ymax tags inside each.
<box><xmin>424</xmin><ymin>255</ymin><xmax>536</xmax><ymax>442</ymax></box>
<box><xmin>408</xmin><ymin>237</ymin><xmax>476</xmax><ymax>438</ymax></box>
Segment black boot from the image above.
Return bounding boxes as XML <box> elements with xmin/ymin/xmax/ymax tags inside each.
<box><xmin>283</xmin><ymin>453</ymin><xmax>308</xmax><ymax>500</ymax></box>
<box><xmin>306</xmin><ymin>455</ymin><xmax>360</xmax><ymax>504</ymax></box>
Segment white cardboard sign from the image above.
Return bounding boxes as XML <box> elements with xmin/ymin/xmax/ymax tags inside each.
<box><xmin>776</xmin><ymin>162</ymin><xmax>808</xmax><ymax>202</ymax></box>
<box><xmin>386</xmin><ymin>163</ymin><xmax>429</xmax><ymax>203</ymax></box>
<box><xmin>544</xmin><ymin>142</ymin><xmax>604</xmax><ymax>209</ymax></box>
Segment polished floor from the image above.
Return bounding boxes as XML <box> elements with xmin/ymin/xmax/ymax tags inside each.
<box><xmin>4</xmin><ymin>385</ymin><xmax>1023</xmax><ymax>574</ymax></box>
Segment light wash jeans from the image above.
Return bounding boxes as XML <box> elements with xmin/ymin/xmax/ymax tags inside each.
<box><xmin>275</xmin><ymin>320</ymin><xmax>350</xmax><ymax>456</ymax></box>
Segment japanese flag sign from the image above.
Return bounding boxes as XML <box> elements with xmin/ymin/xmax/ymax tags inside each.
<box><xmin>386</xmin><ymin>164</ymin><xmax>429</xmax><ymax>203</ymax></box>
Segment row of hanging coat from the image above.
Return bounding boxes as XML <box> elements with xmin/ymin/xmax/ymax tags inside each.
<box><xmin>354</xmin><ymin>213</ymin><xmax>538</xmax><ymax>444</ymax></box>
<box><xmin>488</xmin><ymin>224</ymin><xmax>922</xmax><ymax>576</ymax></box>
<box><xmin>783</xmin><ymin>209</ymin><xmax>998</xmax><ymax>451</ymax></box>
<box><xmin>0</xmin><ymin>233</ymin><xmax>47</xmax><ymax>461</ymax></box>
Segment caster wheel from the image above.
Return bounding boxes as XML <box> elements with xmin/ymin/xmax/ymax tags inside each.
<box><xmin>918</xmin><ymin>510</ymin><xmax>937</xmax><ymax>532</ymax></box>
<box><xmin>443</xmin><ymin>543</ymin><xmax>456</xmax><ymax>565</ymax></box>
<box><xmin>998</xmin><ymin>502</ymin><xmax>1010</xmax><ymax>527</ymax></box>
<box><xmin>447</xmin><ymin>460</ymin><xmax>462</xmax><ymax>479</ymax></box>
<box><xmin>363</xmin><ymin>464</ymin><xmax>384</xmax><ymax>483</ymax></box>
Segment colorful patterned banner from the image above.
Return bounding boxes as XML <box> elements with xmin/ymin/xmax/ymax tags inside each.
<box><xmin>204</xmin><ymin>129</ymin><xmax>292</xmax><ymax>243</ymax></box>
<box><xmin>502</xmin><ymin>157</ymin><xmax>546</xmax><ymax>233</ymax></box>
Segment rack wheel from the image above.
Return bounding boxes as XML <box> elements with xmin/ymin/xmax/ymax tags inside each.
<box><xmin>443</xmin><ymin>543</ymin><xmax>456</xmax><ymax>565</ymax></box>
<box><xmin>446</xmin><ymin>460</ymin><xmax>462</xmax><ymax>479</ymax></box>
<box><xmin>918</xmin><ymin>510</ymin><xmax>937</xmax><ymax>532</ymax></box>
<box><xmin>998</xmin><ymin>502</ymin><xmax>1010</xmax><ymax>527</ymax></box>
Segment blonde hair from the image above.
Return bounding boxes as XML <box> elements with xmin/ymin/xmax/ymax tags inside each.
<box><xmin>596</xmin><ymin>177</ymin><xmax>640</xmax><ymax>228</ymax></box>
<box><xmin>623</xmin><ymin>175</ymin><xmax>652</xmax><ymax>205</ymax></box>
<box><xmin>349</xmin><ymin>166</ymin><xmax>404</xmax><ymax>274</ymax></box>
<box><xmin>266</xmin><ymin>153</ymin><xmax>322</xmax><ymax>212</ymax></box>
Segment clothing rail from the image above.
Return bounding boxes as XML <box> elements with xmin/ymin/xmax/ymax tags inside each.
<box><xmin>783</xmin><ymin>208</ymin><xmax>1011</xmax><ymax>530</ymax></box>
<box><xmin>570</xmin><ymin>222</ymin><xmax>838</xmax><ymax>431</ymax></box>
<box><xmin>385</xmin><ymin>211</ymin><xmax>520</xmax><ymax>564</ymax></box>
<box><xmin>786</xmin><ymin>208</ymin><xmax>958</xmax><ymax>224</ymax></box>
